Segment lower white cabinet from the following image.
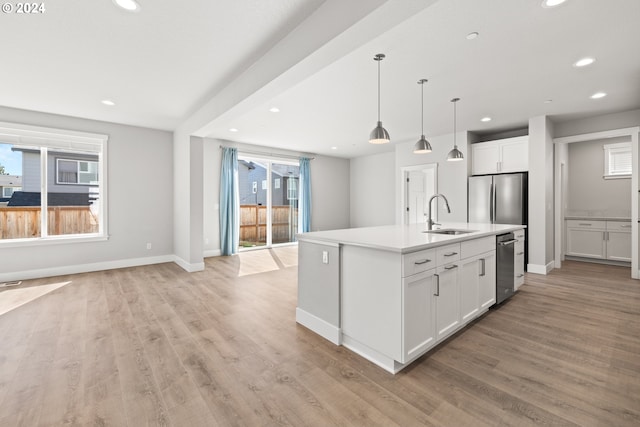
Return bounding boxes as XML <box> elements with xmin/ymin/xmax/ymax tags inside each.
<box><xmin>460</xmin><ymin>251</ymin><xmax>496</xmax><ymax>322</ymax></box>
<box><xmin>514</xmin><ymin>229</ymin><xmax>525</xmax><ymax>290</ymax></box>
<box><xmin>565</xmin><ymin>220</ymin><xmax>631</xmax><ymax>262</ymax></box>
<box><xmin>435</xmin><ymin>263</ymin><xmax>460</xmax><ymax>340</ymax></box>
<box><xmin>402</xmin><ymin>270</ymin><xmax>437</xmax><ymax>361</ymax></box>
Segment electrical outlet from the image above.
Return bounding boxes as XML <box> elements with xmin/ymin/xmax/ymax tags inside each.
<box><xmin>146</xmin><ymin>243</ymin><xmax>152</xmax><ymax>250</ymax></box>
<box><xmin>322</xmin><ymin>251</ymin><xmax>328</xmax><ymax>264</ymax></box>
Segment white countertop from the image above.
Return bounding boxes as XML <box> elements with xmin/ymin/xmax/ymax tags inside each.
<box><xmin>298</xmin><ymin>222</ymin><xmax>526</xmax><ymax>254</ymax></box>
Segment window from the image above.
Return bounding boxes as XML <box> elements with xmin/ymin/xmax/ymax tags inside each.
<box><xmin>57</xmin><ymin>159</ymin><xmax>99</xmax><ymax>184</ymax></box>
<box><xmin>0</xmin><ymin>121</ymin><xmax>108</xmax><ymax>244</ymax></box>
<box><xmin>604</xmin><ymin>142</ymin><xmax>632</xmax><ymax>179</ymax></box>
<box><xmin>2</xmin><ymin>187</ymin><xmax>21</xmax><ymax>198</ymax></box>
<box><xmin>287</xmin><ymin>177</ymin><xmax>298</xmax><ymax>200</ymax></box>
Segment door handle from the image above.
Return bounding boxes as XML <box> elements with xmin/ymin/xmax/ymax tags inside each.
<box><xmin>434</xmin><ymin>274</ymin><xmax>440</xmax><ymax>296</ymax></box>
<box><xmin>479</xmin><ymin>258</ymin><xmax>486</xmax><ymax>277</ymax></box>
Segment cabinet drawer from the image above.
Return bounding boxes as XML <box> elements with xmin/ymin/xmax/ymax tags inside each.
<box><xmin>606</xmin><ymin>221</ymin><xmax>632</xmax><ymax>232</ymax></box>
<box><xmin>403</xmin><ymin>249</ymin><xmax>436</xmax><ymax>277</ymax></box>
<box><xmin>566</xmin><ymin>220</ymin><xmax>606</xmax><ymax>230</ymax></box>
<box><xmin>460</xmin><ymin>236</ymin><xmax>495</xmax><ymax>259</ymax></box>
<box><xmin>436</xmin><ymin>243</ymin><xmax>461</xmax><ymax>265</ymax></box>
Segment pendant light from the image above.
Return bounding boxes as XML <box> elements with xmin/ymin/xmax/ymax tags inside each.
<box><xmin>447</xmin><ymin>97</ymin><xmax>464</xmax><ymax>161</ymax></box>
<box><xmin>369</xmin><ymin>54</ymin><xmax>390</xmax><ymax>144</ymax></box>
<box><xmin>413</xmin><ymin>79</ymin><xmax>432</xmax><ymax>154</ymax></box>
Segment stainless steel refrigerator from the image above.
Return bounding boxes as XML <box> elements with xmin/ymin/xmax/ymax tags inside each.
<box><xmin>468</xmin><ymin>172</ymin><xmax>528</xmax><ymax>265</ymax></box>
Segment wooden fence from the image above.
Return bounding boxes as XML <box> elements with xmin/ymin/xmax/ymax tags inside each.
<box><xmin>240</xmin><ymin>205</ymin><xmax>297</xmax><ymax>245</ymax></box>
<box><xmin>0</xmin><ymin>206</ymin><xmax>98</xmax><ymax>239</ymax></box>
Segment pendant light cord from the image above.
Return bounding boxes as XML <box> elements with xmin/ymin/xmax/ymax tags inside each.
<box><xmin>377</xmin><ymin>58</ymin><xmax>381</xmax><ymax>122</ymax></box>
<box><xmin>453</xmin><ymin>100</ymin><xmax>456</xmax><ymax>147</ymax></box>
<box><xmin>421</xmin><ymin>82</ymin><xmax>424</xmax><ymax>134</ymax></box>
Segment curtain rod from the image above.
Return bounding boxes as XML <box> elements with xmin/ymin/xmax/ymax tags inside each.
<box><xmin>219</xmin><ymin>145</ymin><xmax>314</xmax><ymax>161</ymax></box>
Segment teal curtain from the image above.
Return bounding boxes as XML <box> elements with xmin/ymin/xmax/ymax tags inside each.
<box><xmin>220</xmin><ymin>147</ymin><xmax>239</xmax><ymax>255</ymax></box>
<box><xmin>298</xmin><ymin>157</ymin><xmax>311</xmax><ymax>233</ymax></box>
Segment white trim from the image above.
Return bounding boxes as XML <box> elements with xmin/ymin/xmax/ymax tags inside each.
<box><xmin>341</xmin><ymin>334</ymin><xmax>399</xmax><ymax>374</ymax></box>
<box><xmin>527</xmin><ymin>261</ymin><xmax>555</xmax><ymax>275</ymax></box>
<box><xmin>173</xmin><ymin>256</ymin><xmax>205</xmax><ymax>272</ymax></box>
<box><xmin>203</xmin><ymin>249</ymin><xmax>222</xmax><ymax>258</ymax></box>
<box><xmin>0</xmin><ymin>255</ymin><xmax>175</xmax><ymax>283</ymax></box>
<box><xmin>296</xmin><ymin>307</ymin><xmax>341</xmax><ymax>345</ymax></box>
<box><xmin>553</xmin><ymin>127</ymin><xmax>639</xmax><ymax>145</ymax></box>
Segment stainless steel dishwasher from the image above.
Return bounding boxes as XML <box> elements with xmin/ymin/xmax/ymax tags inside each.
<box><xmin>496</xmin><ymin>232</ymin><xmax>516</xmax><ymax>304</ymax></box>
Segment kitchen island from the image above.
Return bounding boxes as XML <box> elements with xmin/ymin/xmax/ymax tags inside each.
<box><xmin>296</xmin><ymin>222</ymin><xmax>525</xmax><ymax>373</ymax></box>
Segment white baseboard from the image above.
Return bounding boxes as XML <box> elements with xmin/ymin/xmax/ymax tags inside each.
<box><xmin>203</xmin><ymin>249</ymin><xmax>222</xmax><ymax>258</ymax></box>
<box><xmin>296</xmin><ymin>308</ymin><xmax>341</xmax><ymax>345</ymax></box>
<box><xmin>0</xmin><ymin>255</ymin><xmax>176</xmax><ymax>283</ymax></box>
<box><xmin>527</xmin><ymin>260</ymin><xmax>555</xmax><ymax>275</ymax></box>
<box><xmin>173</xmin><ymin>256</ymin><xmax>205</xmax><ymax>272</ymax></box>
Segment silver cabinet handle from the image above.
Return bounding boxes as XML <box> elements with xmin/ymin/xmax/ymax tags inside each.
<box><xmin>434</xmin><ymin>274</ymin><xmax>440</xmax><ymax>296</ymax></box>
<box><xmin>516</xmin><ymin>274</ymin><xmax>524</xmax><ymax>278</ymax></box>
<box><xmin>499</xmin><ymin>239</ymin><xmax>517</xmax><ymax>246</ymax></box>
<box><xmin>444</xmin><ymin>252</ymin><xmax>458</xmax><ymax>257</ymax></box>
<box><xmin>414</xmin><ymin>259</ymin><xmax>431</xmax><ymax>265</ymax></box>
<box><xmin>578</xmin><ymin>223</ymin><xmax>592</xmax><ymax>226</ymax></box>
<box><xmin>444</xmin><ymin>264</ymin><xmax>458</xmax><ymax>270</ymax></box>
<box><xmin>517</xmin><ymin>252</ymin><xmax>524</xmax><ymax>255</ymax></box>
<box><xmin>479</xmin><ymin>258</ymin><xmax>486</xmax><ymax>277</ymax></box>
<box><xmin>621</xmin><ymin>224</ymin><xmax>631</xmax><ymax>228</ymax></box>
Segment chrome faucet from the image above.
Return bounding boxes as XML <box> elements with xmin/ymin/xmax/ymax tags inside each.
<box><xmin>427</xmin><ymin>194</ymin><xmax>451</xmax><ymax>230</ymax></box>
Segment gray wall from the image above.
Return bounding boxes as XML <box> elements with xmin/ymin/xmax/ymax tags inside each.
<box><xmin>0</xmin><ymin>106</ymin><xmax>174</xmax><ymax>279</ymax></box>
<box><xmin>567</xmin><ymin>137</ymin><xmax>631</xmax><ymax>217</ymax></box>
<box><xmin>349</xmin><ymin>151</ymin><xmax>395</xmax><ymax>227</ymax></box>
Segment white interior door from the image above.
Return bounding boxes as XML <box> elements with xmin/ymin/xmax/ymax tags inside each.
<box><xmin>401</xmin><ymin>164</ymin><xmax>437</xmax><ymax>225</ymax></box>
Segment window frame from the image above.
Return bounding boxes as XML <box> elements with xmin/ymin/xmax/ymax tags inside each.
<box><xmin>0</xmin><ymin>121</ymin><xmax>108</xmax><ymax>247</ymax></box>
<box><xmin>603</xmin><ymin>142</ymin><xmax>632</xmax><ymax>179</ymax></box>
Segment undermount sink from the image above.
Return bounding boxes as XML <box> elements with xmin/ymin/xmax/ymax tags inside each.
<box><xmin>422</xmin><ymin>229</ymin><xmax>476</xmax><ymax>235</ymax></box>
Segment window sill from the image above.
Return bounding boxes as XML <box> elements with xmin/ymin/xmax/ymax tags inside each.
<box><xmin>0</xmin><ymin>234</ymin><xmax>109</xmax><ymax>248</ymax></box>
<box><xmin>603</xmin><ymin>174</ymin><xmax>631</xmax><ymax>180</ymax></box>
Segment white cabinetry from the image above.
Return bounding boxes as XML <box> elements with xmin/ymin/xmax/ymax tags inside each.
<box><xmin>514</xmin><ymin>229</ymin><xmax>525</xmax><ymax>290</ymax></box>
<box><xmin>565</xmin><ymin>220</ymin><xmax>631</xmax><ymax>262</ymax></box>
<box><xmin>471</xmin><ymin>136</ymin><xmax>528</xmax><ymax>175</ymax></box>
<box><xmin>340</xmin><ymin>235</ymin><xmax>498</xmax><ymax>373</ymax></box>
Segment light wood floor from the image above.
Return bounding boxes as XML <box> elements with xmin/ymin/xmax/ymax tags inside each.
<box><xmin>1</xmin><ymin>249</ymin><xmax>639</xmax><ymax>426</ymax></box>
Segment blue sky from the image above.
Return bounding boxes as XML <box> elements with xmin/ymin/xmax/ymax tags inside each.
<box><xmin>0</xmin><ymin>143</ymin><xmax>22</xmax><ymax>175</ymax></box>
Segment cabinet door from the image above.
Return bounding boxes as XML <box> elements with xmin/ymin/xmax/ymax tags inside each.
<box><xmin>435</xmin><ymin>264</ymin><xmax>460</xmax><ymax>340</ymax></box>
<box><xmin>471</xmin><ymin>142</ymin><xmax>499</xmax><ymax>175</ymax></box>
<box><xmin>459</xmin><ymin>257</ymin><xmax>480</xmax><ymax>323</ymax></box>
<box><xmin>607</xmin><ymin>231</ymin><xmax>631</xmax><ymax>262</ymax></box>
<box><xmin>500</xmin><ymin>137</ymin><xmax>528</xmax><ymax>173</ymax></box>
<box><xmin>514</xmin><ymin>239</ymin><xmax>525</xmax><ymax>290</ymax></box>
<box><xmin>478</xmin><ymin>251</ymin><xmax>497</xmax><ymax>310</ymax></box>
<box><xmin>402</xmin><ymin>270</ymin><xmax>437</xmax><ymax>362</ymax></box>
<box><xmin>566</xmin><ymin>229</ymin><xmax>606</xmax><ymax>258</ymax></box>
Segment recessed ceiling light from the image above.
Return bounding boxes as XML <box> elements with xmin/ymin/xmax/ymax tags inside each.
<box><xmin>229</xmin><ymin>128</ymin><xmax>239</xmax><ymax>132</ymax></box>
<box><xmin>331</xmin><ymin>146</ymin><xmax>337</xmax><ymax>150</ymax></box>
<box><xmin>269</xmin><ymin>107</ymin><xmax>280</xmax><ymax>113</ymax></box>
<box><xmin>113</xmin><ymin>0</ymin><xmax>140</xmax><ymax>12</ymax></box>
<box><xmin>574</xmin><ymin>57</ymin><xmax>595</xmax><ymax>67</ymax></box>
<box><xmin>101</xmin><ymin>99</ymin><xmax>115</xmax><ymax>106</ymax></box>
<box><xmin>480</xmin><ymin>117</ymin><xmax>491</xmax><ymax>122</ymax></box>
<box><xmin>590</xmin><ymin>92</ymin><xmax>607</xmax><ymax>99</ymax></box>
<box><xmin>541</xmin><ymin>0</ymin><xmax>567</xmax><ymax>8</ymax></box>
<box><xmin>466</xmin><ymin>32</ymin><xmax>479</xmax><ymax>40</ymax></box>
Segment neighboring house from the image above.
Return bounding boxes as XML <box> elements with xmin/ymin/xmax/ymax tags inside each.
<box><xmin>238</xmin><ymin>160</ymin><xmax>298</xmax><ymax>207</ymax></box>
<box><xmin>0</xmin><ymin>175</ymin><xmax>22</xmax><ymax>204</ymax></box>
<box><xmin>8</xmin><ymin>146</ymin><xmax>98</xmax><ymax>207</ymax></box>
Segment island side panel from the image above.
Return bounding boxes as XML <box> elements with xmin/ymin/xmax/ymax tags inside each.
<box><xmin>341</xmin><ymin>245</ymin><xmax>402</xmax><ymax>362</ymax></box>
<box><xmin>296</xmin><ymin>240</ymin><xmax>341</xmax><ymax>344</ymax></box>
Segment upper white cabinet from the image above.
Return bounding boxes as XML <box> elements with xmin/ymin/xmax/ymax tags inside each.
<box><xmin>471</xmin><ymin>136</ymin><xmax>529</xmax><ymax>175</ymax></box>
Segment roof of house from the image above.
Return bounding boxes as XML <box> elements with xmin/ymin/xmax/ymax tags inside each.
<box><xmin>7</xmin><ymin>191</ymin><xmax>91</xmax><ymax>207</ymax></box>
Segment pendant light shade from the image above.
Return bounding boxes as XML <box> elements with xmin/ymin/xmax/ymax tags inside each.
<box><xmin>414</xmin><ymin>79</ymin><xmax>432</xmax><ymax>154</ymax></box>
<box><xmin>369</xmin><ymin>54</ymin><xmax>390</xmax><ymax>144</ymax></box>
<box><xmin>447</xmin><ymin>97</ymin><xmax>464</xmax><ymax>161</ymax></box>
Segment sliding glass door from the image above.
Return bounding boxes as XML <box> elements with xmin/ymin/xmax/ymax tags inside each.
<box><xmin>237</xmin><ymin>156</ymin><xmax>299</xmax><ymax>249</ymax></box>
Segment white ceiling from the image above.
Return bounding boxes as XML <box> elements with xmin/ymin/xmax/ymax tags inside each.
<box><xmin>2</xmin><ymin>0</ymin><xmax>639</xmax><ymax>159</ymax></box>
